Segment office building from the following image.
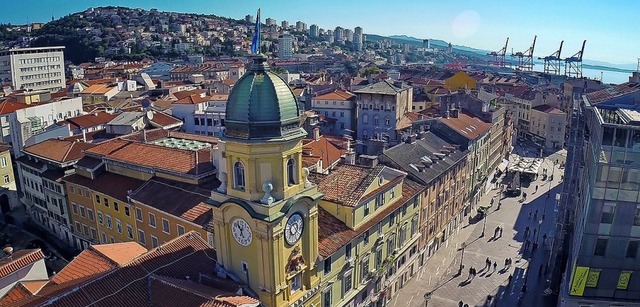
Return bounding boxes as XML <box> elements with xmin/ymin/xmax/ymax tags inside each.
<box><xmin>281</xmin><ymin>20</ymin><xmax>289</xmax><ymax>29</ymax></box>
<box><xmin>309</xmin><ymin>24</ymin><xmax>319</xmax><ymax>38</ymax></box>
<box><xmin>0</xmin><ymin>46</ymin><xmax>66</xmax><ymax>92</ymax></box>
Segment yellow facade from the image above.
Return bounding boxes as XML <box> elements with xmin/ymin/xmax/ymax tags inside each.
<box><xmin>0</xmin><ymin>148</ymin><xmax>14</xmax><ymax>188</ymax></box>
<box><xmin>131</xmin><ymin>202</ymin><xmax>209</xmax><ymax>249</ymax></box>
<box><xmin>444</xmin><ymin>71</ymin><xmax>477</xmax><ymax>91</ymax></box>
<box><xmin>93</xmin><ymin>192</ymin><xmax>137</xmax><ymax>244</ymax></box>
<box><xmin>65</xmin><ymin>182</ymin><xmax>99</xmax><ymax>249</ymax></box>
<box><xmin>211</xmin><ymin>136</ymin><xmax>322</xmax><ymax>307</ymax></box>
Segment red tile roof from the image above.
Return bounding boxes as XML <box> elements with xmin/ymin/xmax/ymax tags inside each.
<box><xmin>84</xmin><ymin>139</ymin><xmax>215</xmax><ymax>175</ymax></box>
<box><xmin>5</xmin><ymin>232</ymin><xmax>254</xmax><ymax>307</ymax></box>
<box><xmin>313</xmin><ymin>89</ymin><xmax>355</xmax><ymax>101</ymax></box>
<box><xmin>310</xmin><ymin>164</ymin><xmax>385</xmax><ymax>207</ymax></box>
<box><xmin>50</xmin><ymin>248</ymin><xmax>118</xmax><ymax>285</ymax></box>
<box><xmin>438</xmin><ymin>111</ymin><xmax>492</xmax><ymax>140</ymax></box>
<box><xmin>302</xmin><ymin>136</ymin><xmax>347</xmax><ymax>171</ymax></box>
<box><xmin>0</xmin><ymin>283</ymin><xmax>32</xmax><ymax>305</ymax></box>
<box><xmin>0</xmin><ymin>99</ymin><xmax>29</xmax><ymax>115</ymax></box>
<box><xmin>91</xmin><ymin>242</ymin><xmax>147</xmax><ymax>266</ymax></box>
<box><xmin>532</xmin><ymin>104</ymin><xmax>565</xmax><ymax>115</ymax></box>
<box><xmin>317</xmin><ymin>179</ymin><xmax>424</xmax><ymax>257</ymax></box>
<box><xmin>57</xmin><ymin>111</ymin><xmax>118</xmax><ymax>130</ymax></box>
<box><xmin>149</xmin><ymin>111</ymin><xmax>183</xmax><ymax>128</ymax></box>
<box><xmin>0</xmin><ymin>249</ymin><xmax>45</xmax><ymax>278</ymax></box>
<box><xmin>20</xmin><ymin>280</ymin><xmax>48</xmax><ymax>294</ymax></box>
<box><xmin>23</xmin><ymin>139</ymin><xmax>96</xmax><ymax>164</ymax></box>
<box><xmin>586</xmin><ymin>82</ymin><xmax>640</xmax><ymax>104</ymax></box>
<box><xmin>81</xmin><ymin>84</ymin><xmax>117</xmax><ymax>95</ymax></box>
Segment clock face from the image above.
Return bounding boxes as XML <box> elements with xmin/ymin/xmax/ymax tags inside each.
<box><xmin>231</xmin><ymin>218</ymin><xmax>253</xmax><ymax>246</ymax></box>
<box><xmin>285</xmin><ymin>213</ymin><xmax>304</xmax><ymax>245</ymax></box>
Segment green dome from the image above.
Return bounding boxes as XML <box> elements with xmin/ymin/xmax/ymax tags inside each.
<box><xmin>224</xmin><ymin>55</ymin><xmax>304</xmax><ymax>141</ymax></box>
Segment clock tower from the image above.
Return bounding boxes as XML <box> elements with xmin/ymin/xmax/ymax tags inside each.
<box><xmin>209</xmin><ymin>54</ymin><xmax>323</xmax><ymax>307</ymax></box>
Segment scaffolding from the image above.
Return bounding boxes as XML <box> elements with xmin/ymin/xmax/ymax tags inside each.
<box><xmin>564</xmin><ymin>40</ymin><xmax>586</xmax><ymax>78</ymax></box>
<box><xmin>487</xmin><ymin>37</ymin><xmax>509</xmax><ymax>67</ymax></box>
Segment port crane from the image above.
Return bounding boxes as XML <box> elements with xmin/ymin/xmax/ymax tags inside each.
<box><xmin>538</xmin><ymin>41</ymin><xmax>563</xmax><ymax>75</ymax></box>
<box><xmin>511</xmin><ymin>36</ymin><xmax>537</xmax><ymax>71</ymax></box>
<box><xmin>564</xmin><ymin>40</ymin><xmax>586</xmax><ymax>78</ymax></box>
<box><xmin>487</xmin><ymin>37</ymin><xmax>509</xmax><ymax>67</ymax></box>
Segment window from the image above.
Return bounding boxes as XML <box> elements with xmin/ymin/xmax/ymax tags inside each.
<box><xmin>601</xmin><ymin>203</ymin><xmax>616</xmax><ymax>224</ymax></box>
<box><xmin>149</xmin><ymin>213</ymin><xmax>156</xmax><ymax>228</ymax></box>
<box><xmin>363</xmin><ymin>130</ymin><xmax>368</xmax><ymax>140</ymax></box>
<box><xmin>324</xmin><ymin>257</ymin><xmax>332</xmax><ymax>274</ymax></box>
<box><xmin>385</xmin><ymin>117</ymin><xmax>390</xmax><ymax>126</ymax></box>
<box><xmin>411</xmin><ymin>216</ymin><xmax>418</xmax><ymax>237</ymax></box>
<box><xmin>390</xmin><ymin>188</ymin><xmax>395</xmax><ymax>199</ymax></box>
<box><xmin>113</xmin><ymin>202</ymin><xmax>119</xmax><ymax>212</ymax></box>
<box><xmin>101</xmin><ymin>232</ymin><xmax>107</xmax><ymax>243</ymax></box>
<box><xmin>138</xmin><ymin>229</ymin><xmax>146</xmax><ymax>245</ymax></box>
<box><xmin>74</xmin><ymin>222</ymin><xmax>81</xmax><ymax>233</ymax></box>
<box><xmin>87</xmin><ymin>209</ymin><xmax>94</xmax><ymax>221</ymax></box>
<box><xmin>162</xmin><ymin>218</ymin><xmax>170</xmax><ymax>234</ymax></box>
<box><xmin>323</xmin><ymin>289</ymin><xmax>332</xmax><ymax>307</ymax></box>
<box><xmin>72</xmin><ymin>203</ymin><xmax>78</xmax><ymax>215</ymax></box>
<box><xmin>234</xmin><ymin>161</ymin><xmax>245</xmax><ymax>189</ymax></box>
<box><xmin>361</xmin><ymin>257</ymin><xmax>370</xmax><ymax>282</ymax></box>
<box><xmin>127</xmin><ymin>224</ymin><xmax>133</xmax><ymax>240</ymax></box>
<box><xmin>627</xmin><ymin>241</ymin><xmax>639</xmax><ymax>258</ymax></box>
<box><xmin>95</xmin><ymin>195</ymin><xmax>100</xmax><ymax>204</ymax></box>
<box><xmin>373</xmin><ymin>116</ymin><xmax>379</xmax><ymax>125</ymax></box>
<box><xmin>97</xmin><ymin>211</ymin><xmax>104</xmax><ymax>224</ymax></box>
<box><xmin>124</xmin><ymin>206</ymin><xmax>130</xmax><ymax>217</ymax></box>
<box><xmin>3</xmin><ymin>174</ymin><xmax>9</xmax><ymax>184</ymax></box>
<box><xmin>389</xmin><ymin>211</ymin><xmax>395</xmax><ymax>226</ymax></box>
<box><xmin>104</xmin><ymin>198</ymin><xmax>109</xmax><ymax>207</ymax></box>
<box><xmin>375</xmin><ymin>247</ymin><xmax>383</xmax><ymax>267</ymax></box>
<box><xmin>135</xmin><ymin>208</ymin><xmax>143</xmax><ymax>222</ymax></box>
<box><xmin>83</xmin><ymin>225</ymin><xmax>89</xmax><ymax>235</ymax></box>
<box><xmin>91</xmin><ymin>228</ymin><xmax>97</xmax><ymax>240</ymax></box>
<box><xmin>362</xmin><ymin>114</ymin><xmax>368</xmax><ymax>124</ymax></box>
<box><xmin>1</xmin><ymin>156</ymin><xmax>6</xmax><ymax>167</ymax></box>
<box><xmin>594</xmin><ymin>238</ymin><xmax>608</xmax><ymax>256</ymax></box>
<box><xmin>116</xmin><ymin>219</ymin><xmax>122</xmax><ymax>234</ymax></box>
<box><xmin>387</xmin><ymin>236</ymin><xmax>395</xmax><ymax>255</ymax></box>
<box><xmin>80</xmin><ymin>206</ymin><xmax>86</xmax><ymax>218</ymax></box>
<box><xmin>287</xmin><ymin>159</ymin><xmax>296</xmax><ymax>185</ymax></box>
<box><xmin>634</xmin><ymin>205</ymin><xmax>640</xmax><ymax>226</ymax></box>
<box><xmin>343</xmin><ymin>271</ymin><xmax>352</xmax><ymax>294</ymax></box>
<box><xmin>399</xmin><ymin>224</ymin><xmax>408</xmax><ymax>246</ymax></box>
<box><xmin>364</xmin><ymin>203</ymin><xmax>370</xmax><ymax>216</ymax></box>
<box><xmin>177</xmin><ymin>224</ymin><xmax>185</xmax><ymax>235</ymax></box>
<box><xmin>346</xmin><ymin>243</ymin><xmax>352</xmax><ymax>258</ymax></box>
<box><xmin>291</xmin><ymin>273</ymin><xmax>302</xmax><ymax>293</ymax></box>
<box><xmin>151</xmin><ymin>236</ymin><xmax>159</xmax><ymax>248</ymax></box>
<box><xmin>364</xmin><ymin>230</ymin><xmax>370</xmax><ymax>245</ymax></box>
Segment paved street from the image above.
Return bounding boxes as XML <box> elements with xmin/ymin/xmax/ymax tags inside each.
<box><xmin>390</xmin><ymin>149</ymin><xmax>565</xmax><ymax>307</ymax></box>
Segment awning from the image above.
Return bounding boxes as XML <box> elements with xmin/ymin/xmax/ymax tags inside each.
<box><xmin>498</xmin><ymin>159</ymin><xmax>510</xmax><ymax>172</ymax></box>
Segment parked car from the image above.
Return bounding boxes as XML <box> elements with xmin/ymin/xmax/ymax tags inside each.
<box><xmin>504</xmin><ymin>189</ymin><xmax>522</xmax><ymax>197</ymax></box>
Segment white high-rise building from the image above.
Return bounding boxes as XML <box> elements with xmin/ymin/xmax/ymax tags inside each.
<box><xmin>309</xmin><ymin>24</ymin><xmax>319</xmax><ymax>38</ymax></box>
<box><xmin>344</xmin><ymin>29</ymin><xmax>354</xmax><ymax>42</ymax></box>
<box><xmin>354</xmin><ymin>26</ymin><xmax>364</xmax><ymax>51</ymax></box>
<box><xmin>278</xmin><ymin>34</ymin><xmax>293</xmax><ymax>59</ymax></box>
<box><xmin>334</xmin><ymin>27</ymin><xmax>344</xmax><ymax>43</ymax></box>
<box><xmin>0</xmin><ymin>46</ymin><xmax>66</xmax><ymax>92</ymax></box>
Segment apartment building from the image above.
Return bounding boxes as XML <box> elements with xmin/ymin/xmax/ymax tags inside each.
<box><xmin>355</xmin><ymin>80</ymin><xmax>413</xmax><ymax>153</ymax></box>
<box><xmin>0</xmin><ymin>143</ymin><xmax>16</xmax><ymax>214</ymax></box>
<box><xmin>171</xmin><ymin>89</ymin><xmax>227</xmax><ymax>137</ymax></box>
<box><xmin>529</xmin><ymin>104</ymin><xmax>567</xmax><ymax>149</ymax></box>
<box><xmin>312</xmin><ymin>163</ymin><xmax>424</xmax><ymax>307</ymax></box>
<box><xmin>310</xmin><ymin>89</ymin><xmax>356</xmax><ymax>136</ymax></box>
<box><xmin>381</xmin><ymin>131</ymin><xmax>469</xmax><ymax>262</ymax></box>
<box><xmin>0</xmin><ymin>46</ymin><xmax>66</xmax><ymax>92</ymax></box>
<box><xmin>17</xmin><ymin>139</ymin><xmax>95</xmax><ymax>244</ymax></box>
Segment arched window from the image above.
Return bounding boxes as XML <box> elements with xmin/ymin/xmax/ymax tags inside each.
<box><xmin>385</xmin><ymin>117</ymin><xmax>390</xmax><ymax>126</ymax></box>
<box><xmin>234</xmin><ymin>161</ymin><xmax>245</xmax><ymax>189</ymax></box>
<box><xmin>362</xmin><ymin>114</ymin><xmax>369</xmax><ymax>124</ymax></box>
<box><xmin>373</xmin><ymin>116</ymin><xmax>379</xmax><ymax>125</ymax></box>
<box><xmin>363</xmin><ymin>130</ymin><xmax>368</xmax><ymax>140</ymax></box>
<box><xmin>287</xmin><ymin>158</ymin><xmax>296</xmax><ymax>185</ymax></box>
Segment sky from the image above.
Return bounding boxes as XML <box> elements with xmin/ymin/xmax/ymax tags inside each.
<box><xmin>2</xmin><ymin>0</ymin><xmax>638</xmax><ymax>65</ymax></box>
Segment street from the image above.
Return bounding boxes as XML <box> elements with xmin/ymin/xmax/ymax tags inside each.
<box><xmin>389</xmin><ymin>149</ymin><xmax>565</xmax><ymax>307</ymax></box>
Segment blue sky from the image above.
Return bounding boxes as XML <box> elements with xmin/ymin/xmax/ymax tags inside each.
<box><xmin>2</xmin><ymin>0</ymin><xmax>638</xmax><ymax>65</ymax></box>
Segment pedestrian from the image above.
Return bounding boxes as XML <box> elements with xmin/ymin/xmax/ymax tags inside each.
<box><xmin>533</xmin><ymin>228</ymin><xmax>538</xmax><ymax>237</ymax></box>
<box><xmin>472</xmin><ymin>267</ymin><xmax>477</xmax><ymax>277</ymax></box>
<box><xmin>504</xmin><ymin>258</ymin><xmax>509</xmax><ymax>268</ymax></box>
<box><xmin>508</xmin><ymin>274</ymin><xmax>513</xmax><ymax>284</ymax></box>
<box><xmin>499</xmin><ymin>226</ymin><xmax>503</xmax><ymax>237</ymax></box>
<box><xmin>495</xmin><ymin>226</ymin><xmax>500</xmax><ymax>238</ymax></box>
<box><xmin>486</xmin><ymin>257</ymin><xmax>490</xmax><ymax>269</ymax></box>
<box><xmin>493</xmin><ymin>261</ymin><xmax>497</xmax><ymax>271</ymax></box>
<box><xmin>534</xmin><ymin>211</ymin><xmax>538</xmax><ymax>220</ymax></box>
<box><xmin>535</xmin><ymin>185</ymin><xmax>538</xmax><ymax>192</ymax></box>
<box><xmin>469</xmin><ymin>267</ymin><xmax>473</xmax><ymax>279</ymax></box>
<box><xmin>459</xmin><ymin>301</ymin><xmax>464</xmax><ymax>307</ymax></box>
<box><xmin>543</xmin><ymin>233</ymin><xmax>548</xmax><ymax>243</ymax></box>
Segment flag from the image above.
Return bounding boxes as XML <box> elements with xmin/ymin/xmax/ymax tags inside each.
<box><xmin>250</xmin><ymin>9</ymin><xmax>261</xmax><ymax>54</ymax></box>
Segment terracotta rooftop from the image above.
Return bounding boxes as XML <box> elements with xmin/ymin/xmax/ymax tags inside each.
<box><xmin>63</xmin><ymin>172</ymin><xmax>145</xmax><ymax>203</ymax></box>
<box><xmin>0</xmin><ymin>283</ymin><xmax>32</xmax><ymax>305</ymax></box>
<box><xmin>49</xmin><ymin>248</ymin><xmax>118</xmax><ymax>285</ymax></box>
<box><xmin>130</xmin><ymin>179</ymin><xmax>214</xmax><ymax>226</ymax></box>
<box><xmin>438</xmin><ymin>111</ymin><xmax>493</xmax><ymax>140</ymax></box>
<box><xmin>20</xmin><ymin>280</ymin><xmax>48</xmax><ymax>294</ymax></box>
<box><xmin>317</xmin><ymin>178</ymin><xmax>424</xmax><ymax>257</ymax></box>
<box><xmin>173</xmin><ymin>93</ymin><xmax>212</xmax><ymax>104</ymax></box>
<box><xmin>23</xmin><ymin>139</ymin><xmax>96</xmax><ymax>164</ymax></box>
<box><xmin>91</xmin><ymin>242</ymin><xmax>148</xmax><ymax>266</ymax></box>
<box><xmin>0</xmin><ymin>249</ymin><xmax>45</xmax><ymax>279</ymax></box>
<box><xmin>149</xmin><ymin>111</ymin><xmax>183</xmax><ymax>128</ymax></box>
<box><xmin>302</xmin><ymin>136</ymin><xmax>347</xmax><ymax>171</ymax></box>
<box><xmin>57</xmin><ymin>111</ymin><xmax>118</xmax><ymax>130</ymax></box>
<box><xmin>586</xmin><ymin>82</ymin><xmax>640</xmax><ymax>105</ymax></box>
<box><xmin>0</xmin><ymin>100</ymin><xmax>29</xmax><ymax>115</ymax></box>
<box><xmin>310</xmin><ymin>164</ymin><xmax>386</xmax><ymax>207</ymax></box>
<box><xmin>81</xmin><ymin>83</ymin><xmax>117</xmax><ymax>95</ymax></box>
<box><xmin>313</xmin><ymin>89</ymin><xmax>355</xmax><ymax>101</ymax></box>
<box><xmin>4</xmin><ymin>232</ymin><xmax>256</xmax><ymax>307</ymax></box>
<box><xmin>84</xmin><ymin>139</ymin><xmax>215</xmax><ymax>176</ymax></box>
<box><xmin>532</xmin><ymin>104</ymin><xmax>565</xmax><ymax>115</ymax></box>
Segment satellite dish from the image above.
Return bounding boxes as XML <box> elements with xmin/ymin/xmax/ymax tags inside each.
<box><xmin>146</xmin><ymin>110</ymin><xmax>154</xmax><ymax>121</ymax></box>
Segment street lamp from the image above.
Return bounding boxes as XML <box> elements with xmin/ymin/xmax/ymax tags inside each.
<box><xmin>424</xmin><ymin>292</ymin><xmax>432</xmax><ymax>307</ymax></box>
<box><xmin>458</xmin><ymin>242</ymin><xmax>466</xmax><ymax>273</ymax></box>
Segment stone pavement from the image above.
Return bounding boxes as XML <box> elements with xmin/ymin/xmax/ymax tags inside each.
<box><xmin>389</xmin><ymin>153</ymin><xmax>565</xmax><ymax>307</ymax></box>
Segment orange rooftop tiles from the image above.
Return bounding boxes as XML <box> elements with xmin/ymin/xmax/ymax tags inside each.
<box><xmin>23</xmin><ymin>139</ymin><xmax>96</xmax><ymax>164</ymax></box>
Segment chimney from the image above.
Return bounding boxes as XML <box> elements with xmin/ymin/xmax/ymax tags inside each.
<box><xmin>629</xmin><ymin>72</ymin><xmax>640</xmax><ymax>84</ymax></box>
<box><xmin>313</xmin><ymin>127</ymin><xmax>320</xmax><ymax>141</ymax></box>
<box><xmin>405</xmin><ymin>134</ymin><xmax>417</xmax><ymax>144</ymax></box>
<box><xmin>358</xmin><ymin>155</ymin><xmax>378</xmax><ymax>168</ymax></box>
<box><xmin>82</xmin><ymin>129</ymin><xmax>87</xmax><ymax>142</ymax></box>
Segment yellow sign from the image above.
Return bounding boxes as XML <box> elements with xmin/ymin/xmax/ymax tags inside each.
<box><xmin>617</xmin><ymin>271</ymin><xmax>632</xmax><ymax>290</ymax></box>
<box><xmin>570</xmin><ymin>266</ymin><xmax>589</xmax><ymax>296</ymax></box>
<box><xmin>586</xmin><ymin>269</ymin><xmax>600</xmax><ymax>288</ymax></box>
